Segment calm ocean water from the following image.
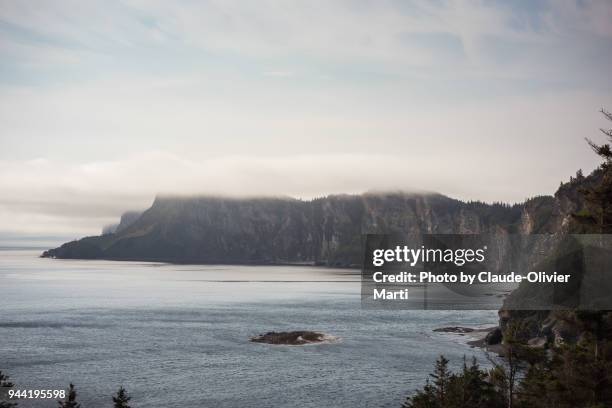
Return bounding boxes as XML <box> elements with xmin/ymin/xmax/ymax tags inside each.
<box><xmin>0</xmin><ymin>249</ymin><xmax>497</xmax><ymax>408</ymax></box>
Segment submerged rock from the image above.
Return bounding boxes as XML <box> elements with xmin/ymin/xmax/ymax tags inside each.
<box><xmin>250</xmin><ymin>331</ymin><xmax>327</xmax><ymax>345</ymax></box>
<box><xmin>433</xmin><ymin>326</ymin><xmax>475</xmax><ymax>334</ymax></box>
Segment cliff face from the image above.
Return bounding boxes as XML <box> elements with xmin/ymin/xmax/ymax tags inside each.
<box><xmin>498</xmin><ymin>169</ymin><xmax>611</xmax><ymax>346</ymax></box>
<box><xmin>102</xmin><ymin>211</ymin><xmax>143</xmax><ymax>235</ymax></box>
<box><xmin>43</xmin><ymin>192</ymin><xmax>533</xmax><ymax>265</ymax></box>
<box><xmin>43</xmin><ymin>169</ymin><xmax>599</xmax><ymax>266</ymax></box>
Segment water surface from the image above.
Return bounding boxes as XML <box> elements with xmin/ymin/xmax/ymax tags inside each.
<box><xmin>0</xmin><ymin>249</ymin><xmax>497</xmax><ymax>407</ymax></box>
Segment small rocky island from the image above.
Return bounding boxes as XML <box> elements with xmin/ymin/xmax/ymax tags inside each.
<box><xmin>250</xmin><ymin>331</ymin><xmax>328</xmax><ymax>345</ymax></box>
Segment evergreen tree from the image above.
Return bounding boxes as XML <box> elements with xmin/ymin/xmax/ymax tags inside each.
<box><xmin>112</xmin><ymin>386</ymin><xmax>131</xmax><ymax>408</ymax></box>
<box><xmin>457</xmin><ymin>357</ymin><xmax>503</xmax><ymax>408</ymax></box>
<box><xmin>551</xmin><ymin>340</ymin><xmax>611</xmax><ymax>407</ymax></box>
<box><xmin>430</xmin><ymin>356</ymin><xmax>451</xmax><ymax>405</ymax></box>
<box><xmin>0</xmin><ymin>370</ymin><xmax>17</xmax><ymax>408</ymax></box>
<box><xmin>514</xmin><ymin>361</ymin><xmax>553</xmax><ymax>408</ymax></box>
<box><xmin>577</xmin><ymin>108</ymin><xmax>612</xmax><ymax>232</ymax></box>
<box><xmin>401</xmin><ymin>356</ymin><xmax>505</xmax><ymax>408</ymax></box>
<box><xmin>487</xmin><ymin>322</ymin><xmax>526</xmax><ymax>408</ymax></box>
<box><xmin>401</xmin><ymin>379</ymin><xmax>438</xmax><ymax>408</ymax></box>
<box><xmin>57</xmin><ymin>384</ymin><xmax>80</xmax><ymax>408</ymax></box>
<box><xmin>586</xmin><ymin>108</ymin><xmax>612</xmax><ymax>163</ymax></box>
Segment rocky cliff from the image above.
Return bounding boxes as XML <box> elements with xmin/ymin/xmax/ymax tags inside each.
<box><xmin>498</xmin><ymin>168</ymin><xmax>611</xmax><ymax>347</ymax></box>
<box><xmin>102</xmin><ymin>211</ymin><xmax>143</xmax><ymax>235</ymax></box>
<box><xmin>42</xmin><ymin>169</ymin><xmax>600</xmax><ymax>268</ymax></box>
<box><xmin>43</xmin><ymin>192</ymin><xmax>534</xmax><ymax>265</ymax></box>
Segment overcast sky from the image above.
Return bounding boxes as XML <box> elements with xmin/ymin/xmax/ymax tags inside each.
<box><xmin>1</xmin><ymin>0</ymin><xmax>612</xmax><ymax>239</ymax></box>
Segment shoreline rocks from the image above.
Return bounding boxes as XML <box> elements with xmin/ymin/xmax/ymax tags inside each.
<box><xmin>434</xmin><ymin>326</ymin><xmax>505</xmax><ymax>355</ymax></box>
<box><xmin>485</xmin><ymin>327</ymin><xmax>503</xmax><ymax>345</ymax></box>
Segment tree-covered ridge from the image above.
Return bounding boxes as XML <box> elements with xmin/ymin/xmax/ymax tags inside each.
<box><xmin>41</xmin><ymin>186</ymin><xmax>568</xmax><ymax>266</ymax></box>
<box><xmin>402</xmin><ymin>335</ymin><xmax>611</xmax><ymax>408</ymax></box>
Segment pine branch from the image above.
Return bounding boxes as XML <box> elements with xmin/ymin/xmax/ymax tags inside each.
<box><xmin>585</xmin><ymin>137</ymin><xmax>612</xmax><ymax>160</ymax></box>
<box><xmin>600</xmin><ymin>128</ymin><xmax>612</xmax><ymax>139</ymax></box>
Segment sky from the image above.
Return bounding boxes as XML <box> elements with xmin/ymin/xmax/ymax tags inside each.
<box><xmin>1</xmin><ymin>0</ymin><xmax>612</xmax><ymax>240</ymax></box>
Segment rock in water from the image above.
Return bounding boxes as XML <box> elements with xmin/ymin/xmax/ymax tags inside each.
<box><xmin>433</xmin><ymin>326</ymin><xmax>475</xmax><ymax>334</ymax></box>
<box><xmin>485</xmin><ymin>327</ymin><xmax>503</xmax><ymax>345</ymax></box>
<box><xmin>250</xmin><ymin>331</ymin><xmax>326</xmax><ymax>345</ymax></box>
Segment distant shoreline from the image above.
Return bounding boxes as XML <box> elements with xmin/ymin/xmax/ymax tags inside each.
<box><xmin>40</xmin><ymin>252</ymin><xmax>363</xmax><ymax>270</ymax></box>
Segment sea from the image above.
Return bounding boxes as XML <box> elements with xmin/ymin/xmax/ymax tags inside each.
<box><xmin>0</xmin><ymin>248</ymin><xmax>498</xmax><ymax>407</ymax></box>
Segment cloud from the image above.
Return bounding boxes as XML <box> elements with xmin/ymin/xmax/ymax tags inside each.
<box><xmin>0</xmin><ymin>107</ymin><xmax>604</xmax><ymax>236</ymax></box>
<box><xmin>262</xmin><ymin>70</ymin><xmax>294</xmax><ymax>78</ymax></box>
<box><xmin>0</xmin><ymin>1</ymin><xmax>611</xmax><ymax>237</ymax></box>
<box><xmin>1</xmin><ymin>0</ymin><xmax>611</xmax><ymax>84</ymax></box>
<box><xmin>0</xmin><ymin>152</ymin><xmax>424</xmax><ymax>235</ymax></box>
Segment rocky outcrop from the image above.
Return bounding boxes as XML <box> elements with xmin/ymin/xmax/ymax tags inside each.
<box><xmin>485</xmin><ymin>327</ymin><xmax>503</xmax><ymax>345</ymax></box>
<box><xmin>433</xmin><ymin>327</ymin><xmax>478</xmax><ymax>334</ymax></box>
<box><xmin>497</xmin><ymin>168</ymin><xmax>612</xmax><ymax>348</ymax></box>
<box><xmin>250</xmin><ymin>331</ymin><xmax>329</xmax><ymax>345</ymax></box>
<box><xmin>102</xmin><ymin>210</ymin><xmax>143</xmax><ymax>235</ymax></box>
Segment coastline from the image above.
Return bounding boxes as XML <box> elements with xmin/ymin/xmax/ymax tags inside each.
<box><xmin>433</xmin><ymin>325</ymin><xmax>504</xmax><ymax>356</ymax></box>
